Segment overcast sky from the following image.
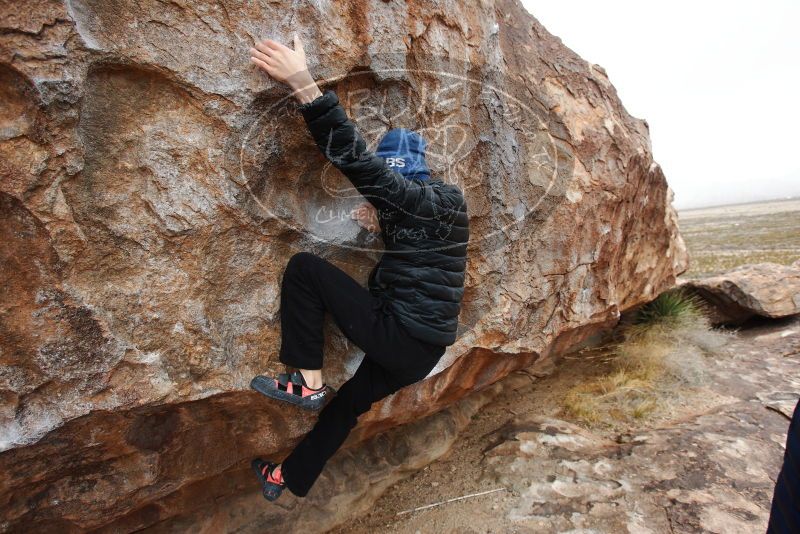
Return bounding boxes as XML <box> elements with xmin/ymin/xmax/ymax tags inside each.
<box><xmin>520</xmin><ymin>0</ymin><xmax>800</xmax><ymax>209</ymax></box>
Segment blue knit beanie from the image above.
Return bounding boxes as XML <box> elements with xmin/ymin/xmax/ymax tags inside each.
<box><xmin>375</xmin><ymin>128</ymin><xmax>431</xmax><ymax>181</ymax></box>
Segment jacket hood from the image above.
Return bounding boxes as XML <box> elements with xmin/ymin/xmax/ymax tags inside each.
<box><xmin>375</xmin><ymin>128</ymin><xmax>431</xmax><ymax>181</ymax></box>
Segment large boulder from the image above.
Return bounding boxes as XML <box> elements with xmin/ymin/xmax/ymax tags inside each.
<box><xmin>682</xmin><ymin>262</ymin><xmax>800</xmax><ymax>325</ymax></box>
<box><xmin>0</xmin><ymin>0</ymin><xmax>686</xmax><ymax>530</ymax></box>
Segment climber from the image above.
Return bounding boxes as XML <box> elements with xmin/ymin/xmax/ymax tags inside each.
<box><xmin>246</xmin><ymin>34</ymin><xmax>469</xmax><ymax>502</ymax></box>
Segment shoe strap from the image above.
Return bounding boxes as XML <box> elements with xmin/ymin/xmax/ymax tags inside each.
<box><xmin>289</xmin><ymin>371</ymin><xmax>306</xmax><ymax>395</ymax></box>
<box><xmin>276</xmin><ymin>373</ymin><xmax>290</xmax><ymax>391</ymax></box>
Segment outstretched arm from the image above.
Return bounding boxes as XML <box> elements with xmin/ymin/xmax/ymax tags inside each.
<box><xmin>249</xmin><ymin>34</ymin><xmax>426</xmax><ymax>215</ymax></box>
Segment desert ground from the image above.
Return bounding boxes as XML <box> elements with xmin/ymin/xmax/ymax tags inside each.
<box><xmin>678</xmin><ymin>198</ymin><xmax>800</xmax><ymax>278</ymax></box>
<box><xmin>332</xmin><ymin>317</ymin><xmax>798</xmax><ymax>534</ymax></box>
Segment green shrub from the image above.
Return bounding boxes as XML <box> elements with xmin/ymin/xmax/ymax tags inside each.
<box><xmin>633</xmin><ymin>289</ymin><xmax>704</xmax><ymax>327</ymax></box>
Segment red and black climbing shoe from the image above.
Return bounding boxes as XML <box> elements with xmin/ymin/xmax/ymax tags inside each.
<box><xmin>251</xmin><ymin>458</ymin><xmax>285</xmax><ymax>501</ymax></box>
<box><xmin>250</xmin><ymin>370</ymin><xmax>335</xmax><ymax>411</ymax></box>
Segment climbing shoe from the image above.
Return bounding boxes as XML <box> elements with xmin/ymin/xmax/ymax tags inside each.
<box><xmin>250</xmin><ymin>370</ymin><xmax>335</xmax><ymax>411</ymax></box>
<box><xmin>252</xmin><ymin>458</ymin><xmax>285</xmax><ymax>501</ymax></box>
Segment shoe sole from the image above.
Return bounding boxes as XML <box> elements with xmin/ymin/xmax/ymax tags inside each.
<box><xmin>249</xmin><ymin>375</ymin><xmax>334</xmax><ymax>411</ymax></box>
<box><xmin>251</xmin><ymin>458</ymin><xmax>283</xmax><ymax>502</ymax></box>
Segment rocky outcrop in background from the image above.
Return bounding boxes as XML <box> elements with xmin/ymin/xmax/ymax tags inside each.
<box><xmin>0</xmin><ymin>0</ymin><xmax>686</xmax><ymax>531</ymax></box>
<box><xmin>682</xmin><ymin>261</ymin><xmax>800</xmax><ymax>325</ymax></box>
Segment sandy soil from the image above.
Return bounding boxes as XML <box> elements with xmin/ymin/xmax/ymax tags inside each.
<box><xmin>331</xmin><ymin>316</ymin><xmax>800</xmax><ymax>534</ymax></box>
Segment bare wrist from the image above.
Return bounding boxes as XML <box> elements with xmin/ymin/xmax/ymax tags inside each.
<box><xmin>294</xmin><ymin>84</ymin><xmax>323</xmax><ymax>105</ymax></box>
<box><xmin>287</xmin><ymin>70</ymin><xmax>322</xmax><ymax>104</ymax></box>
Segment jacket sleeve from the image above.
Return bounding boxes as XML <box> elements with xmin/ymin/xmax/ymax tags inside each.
<box><xmin>297</xmin><ymin>89</ymin><xmax>426</xmax><ymax>213</ymax></box>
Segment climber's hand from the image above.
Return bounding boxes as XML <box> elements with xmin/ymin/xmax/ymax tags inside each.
<box><xmin>250</xmin><ymin>33</ymin><xmax>322</xmax><ymax>104</ymax></box>
<box><xmin>249</xmin><ymin>33</ymin><xmax>307</xmax><ymax>85</ymax></box>
<box><xmin>351</xmin><ymin>202</ymin><xmax>380</xmax><ymax>233</ymax></box>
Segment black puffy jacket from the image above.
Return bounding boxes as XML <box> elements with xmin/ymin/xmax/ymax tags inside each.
<box><xmin>297</xmin><ymin>90</ymin><xmax>469</xmax><ymax>346</ymax></box>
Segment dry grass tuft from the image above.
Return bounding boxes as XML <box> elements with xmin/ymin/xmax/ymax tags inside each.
<box><xmin>564</xmin><ymin>290</ymin><xmax>732</xmax><ymax>426</ymax></box>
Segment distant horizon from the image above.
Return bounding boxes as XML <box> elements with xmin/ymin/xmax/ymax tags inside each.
<box><xmin>677</xmin><ymin>195</ymin><xmax>799</xmax><ymax>212</ymax></box>
<box><xmin>521</xmin><ymin>0</ymin><xmax>800</xmax><ymax>210</ymax></box>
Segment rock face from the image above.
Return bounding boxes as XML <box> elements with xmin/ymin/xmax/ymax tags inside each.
<box><xmin>682</xmin><ymin>262</ymin><xmax>800</xmax><ymax>325</ymax></box>
<box><xmin>0</xmin><ymin>0</ymin><xmax>686</xmax><ymax>531</ymax></box>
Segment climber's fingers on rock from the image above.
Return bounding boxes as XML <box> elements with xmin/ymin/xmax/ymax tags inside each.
<box><xmin>249</xmin><ymin>48</ymin><xmax>275</xmax><ymax>65</ymax></box>
<box><xmin>254</xmin><ymin>41</ymin><xmax>277</xmax><ymax>58</ymax></box>
<box><xmin>350</xmin><ymin>202</ymin><xmax>373</xmax><ymax>219</ymax></box>
<box><xmin>350</xmin><ymin>203</ymin><xmax>380</xmax><ymax>232</ymax></box>
<box><xmin>356</xmin><ymin>218</ymin><xmax>378</xmax><ymax>232</ymax></box>
<box><xmin>261</xmin><ymin>38</ymin><xmax>286</xmax><ymax>52</ymax></box>
<box><xmin>254</xmin><ymin>41</ymin><xmax>290</xmax><ymax>65</ymax></box>
<box><xmin>250</xmin><ymin>56</ymin><xmax>275</xmax><ymax>76</ymax></box>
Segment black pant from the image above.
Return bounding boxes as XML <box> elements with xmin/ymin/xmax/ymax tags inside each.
<box><xmin>277</xmin><ymin>252</ymin><xmax>446</xmax><ymax>497</ymax></box>
<box><xmin>768</xmin><ymin>397</ymin><xmax>800</xmax><ymax>533</ymax></box>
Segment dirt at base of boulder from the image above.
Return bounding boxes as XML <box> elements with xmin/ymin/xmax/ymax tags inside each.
<box><xmin>333</xmin><ymin>316</ymin><xmax>800</xmax><ymax>534</ymax></box>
